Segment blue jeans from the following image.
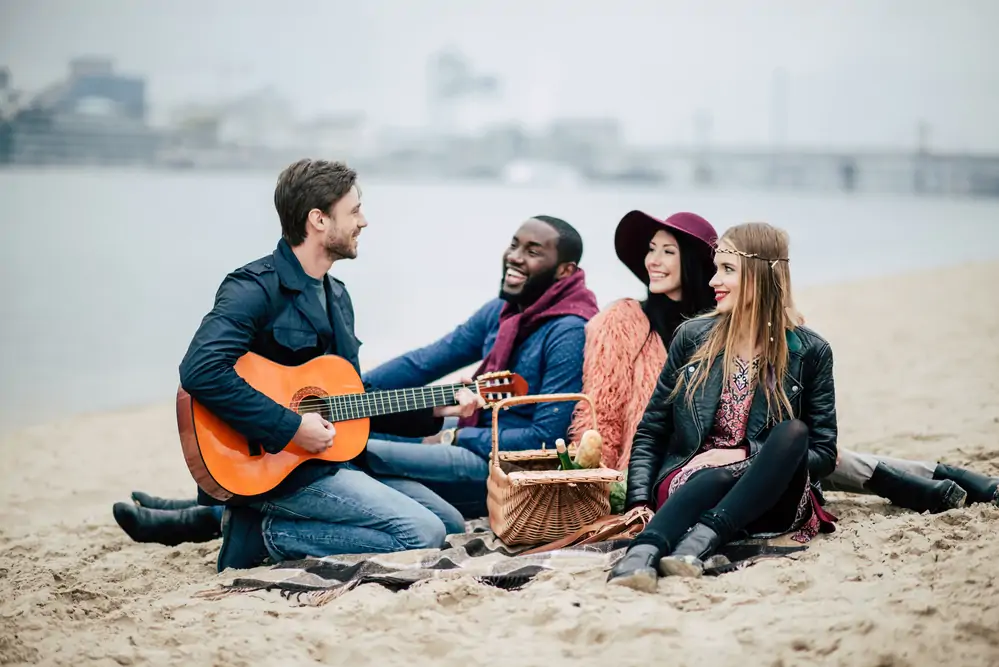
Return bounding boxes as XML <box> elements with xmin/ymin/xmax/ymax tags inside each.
<box><xmin>365</xmin><ymin>422</ymin><xmax>491</xmax><ymax>519</ymax></box>
<box><xmin>254</xmin><ymin>464</ymin><xmax>465</xmax><ymax>561</ymax></box>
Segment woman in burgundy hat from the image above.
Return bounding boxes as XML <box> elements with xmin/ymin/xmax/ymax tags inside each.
<box><xmin>567</xmin><ymin>210</ymin><xmax>718</xmax><ymax>471</ymax></box>
<box><xmin>573</xmin><ymin>211</ymin><xmax>995</xmax><ymax>521</ymax></box>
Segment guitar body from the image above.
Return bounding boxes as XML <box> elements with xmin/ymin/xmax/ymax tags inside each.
<box><xmin>177</xmin><ymin>352</ymin><xmax>371</xmax><ymax>502</ymax></box>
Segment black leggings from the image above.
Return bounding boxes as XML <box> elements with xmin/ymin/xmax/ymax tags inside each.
<box><xmin>633</xmin><ymin>419</ymin><xmax>809</xmax><ymax>554</ymax></box>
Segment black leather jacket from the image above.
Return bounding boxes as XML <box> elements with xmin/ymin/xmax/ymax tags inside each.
<box><xmin>625</xmin><ymin>316</ymin><xmax>838</xmax><ymax>509</ymax></box>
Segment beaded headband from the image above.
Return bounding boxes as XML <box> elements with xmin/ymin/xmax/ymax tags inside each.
<box><xmin>716</xmin><ymin>246</ymin><xmax>789</xmax><ymax>269</ymax></box>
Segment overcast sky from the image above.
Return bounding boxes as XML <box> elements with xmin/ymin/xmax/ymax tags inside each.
<box><xmin>2</xmin><ymin>0</ymin><xmax>998</xmax><ymax>150</ymax></box>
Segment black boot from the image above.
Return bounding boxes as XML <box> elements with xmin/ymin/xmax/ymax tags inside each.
<box><xmin>864</xmin><ymin>462</ymin><xmax>967</xmax><ymax>513</ymax></box>
<box><xmin>113</xmin><ymin>503</ymin><xmax>221</xmax><ymax>546</ymax></box>
<box><xmin>607</xmin><ymin>544</ymin><xmax>661</xmax><ymax>593</ymax></box>
<box><xmin>933</xmin><ymin>464</ymin><xmax>999</xmax><ymax>506</ymax></box>
<box><xmin>131</xmin><ymin>491</ymin><xmax>199</xmax><ymax>510</ymax></box>
<box><xmin>658</xmin><ymin>523</ymin><xmax>724</xmax><ymax>578</ymax></box>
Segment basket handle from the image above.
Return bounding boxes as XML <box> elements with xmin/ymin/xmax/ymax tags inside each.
<box><xmin>489</xmin><ymin>393</ymin><xmax>597</xmax><ymax>468</ymax></box>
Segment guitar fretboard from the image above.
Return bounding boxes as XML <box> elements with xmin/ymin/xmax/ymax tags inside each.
<box><xmin>321</xmin><ymin>383</ymin><xmax>469</xmax><ymax>422</ymax></box>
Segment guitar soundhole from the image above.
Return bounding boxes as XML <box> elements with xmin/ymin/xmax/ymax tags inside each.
<box><xmin>290</xmin><ymin>386</ymin><xmax>332</xmax><ymax>421</ymax></box>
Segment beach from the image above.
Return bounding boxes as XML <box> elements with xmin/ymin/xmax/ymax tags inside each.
<box><xmin>1</xmin><ymin>260</ymin><xmax>998</xmax><ymax>667</ymax></box>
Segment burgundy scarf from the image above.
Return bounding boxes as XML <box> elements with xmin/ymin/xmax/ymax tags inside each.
<box><xmin>459</xmin><ymin>269</ymin><xmax>599</xmax><ymax>428</ymax></box>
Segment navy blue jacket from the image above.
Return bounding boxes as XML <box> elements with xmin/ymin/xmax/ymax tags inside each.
<box><xmin>179</xmin><ymin>238</ymin><xmax>442</xmax><ymax>506</ymax></box>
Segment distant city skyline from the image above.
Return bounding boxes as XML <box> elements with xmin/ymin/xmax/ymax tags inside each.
<box><xmin>2</xmin><ymin>0</ymin><xmax>998</xmax><ymax>151</ymax></box>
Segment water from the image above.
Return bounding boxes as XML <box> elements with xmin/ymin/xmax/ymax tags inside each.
<box><xmin>2</xmin><ymin>168</ymin><xmax>998</xmax><ymax>434</ymax></box>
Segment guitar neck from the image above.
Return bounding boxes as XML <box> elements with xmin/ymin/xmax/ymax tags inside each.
<box><xmin>324</xmin><ymin>383</ymin><xmax>471</xmax><ymax>423</ymax></box>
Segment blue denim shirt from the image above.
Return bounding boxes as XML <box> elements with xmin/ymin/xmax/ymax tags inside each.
<box><xmin>363</xmin><ymin>298</ymin><xmax>587</xmax><ymax>459</ymax></box>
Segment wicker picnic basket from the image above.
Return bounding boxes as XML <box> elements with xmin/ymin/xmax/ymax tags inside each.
<box><xmin>486</xmin><ymin>393</ymin><xmax>624</xmax><ymax>546</ymax></box>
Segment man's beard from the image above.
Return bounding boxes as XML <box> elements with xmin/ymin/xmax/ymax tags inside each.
<box><xmin>499</xmin><ymin>265</ymin><xmax>558</xmax><ymax>307</ymax></box>
<box><xmin>324</xmin><ymin>231</ymin><xmax>356</xmax><ymax>260</ymax></box>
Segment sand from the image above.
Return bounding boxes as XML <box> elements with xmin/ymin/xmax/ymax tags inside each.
<box><xmin>2</xmin><ymin>262</ymin><xmax>998</xmax><ymax>667</ymax></box>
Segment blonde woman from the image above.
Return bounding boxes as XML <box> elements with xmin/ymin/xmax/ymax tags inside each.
<box><xmin>608</xmin><ymin>222</ymin><xmax>837</xmax><ymax>591</ymax></box>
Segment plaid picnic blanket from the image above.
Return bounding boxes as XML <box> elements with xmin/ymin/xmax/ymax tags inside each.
<box><xmin>198</xmin><ymin>520</ymin><xmax>809</xmax><ymax>606</ymax></box>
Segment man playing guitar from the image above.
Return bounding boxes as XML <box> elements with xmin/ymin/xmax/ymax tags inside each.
<box><xmin>176</xmin><ymin>159</ymin><xmax>482</xmax><ymax>571</ymax></box>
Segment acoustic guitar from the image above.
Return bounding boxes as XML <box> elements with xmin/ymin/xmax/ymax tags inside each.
<box><xmin>176</xmin><ymin>351</ymin><xmax>528</xmax><ymax>501</ymax></box>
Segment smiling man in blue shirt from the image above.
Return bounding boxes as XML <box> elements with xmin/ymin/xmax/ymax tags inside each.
<box><xmin>362</xmin><ymin>215</ymin><xmax>599</xmax><ymax>517</ymax></box>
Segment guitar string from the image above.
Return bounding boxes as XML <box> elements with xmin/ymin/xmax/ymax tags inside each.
<box><xmin>291</xmin><ymin>386</ymin><xmax>511</xmax><ymax>411</ymax></box>
<box><xmin>290</xmin><ymin>396</ymin><xmax>517</xmax><ymax>421</ymax></box>
<box><xmin>291</xmin><ymin>382</ymin><xmax>472</xmax><ymax>410</ymax></box>
<box><xmin>245</xmin><ymin>381</ymin><xmax>518</xmax><ymax>415</ymax></box>
<box><xmin>293</xmin><ymin>387</ymin><xmax>464</xmax><ymax>412</ymax></box>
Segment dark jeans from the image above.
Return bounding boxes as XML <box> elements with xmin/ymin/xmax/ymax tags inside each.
<box><xmin>633</xmin><ymin>419</ymin><xmax>809</xmax><ymax>554</ymax></box>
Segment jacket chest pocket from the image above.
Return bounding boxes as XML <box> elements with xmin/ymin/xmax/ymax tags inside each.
<box><xmin>273</xmin><ymin>327</ymin><xmax>319</xmax><ymax>352</ymax></box>
<box><xmin>271</xmin><ymin>305</ymin><xmax>321</xmax><ymax>353</ymax></box>
<box><xmin>270</xmin><ymin>327</ymin><xmax>322</xmax><ymax>367</ymax></box>
<box><xmin>271</xmin><ymin>306</ymin><xmax>322</xmax><ymax>361</ymax></box>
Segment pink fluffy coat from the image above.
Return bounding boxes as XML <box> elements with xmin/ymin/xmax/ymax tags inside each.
<box><xmin>568</xmin><ymin>299</ymin><xmax>666</xmax><ymax>470</ymax></box>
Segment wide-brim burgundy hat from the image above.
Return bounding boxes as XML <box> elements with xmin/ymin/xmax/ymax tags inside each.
<box><xmin>614</xmin><ymin>210</ymin><xmax>719</xmax><ymax>285</ymax></box>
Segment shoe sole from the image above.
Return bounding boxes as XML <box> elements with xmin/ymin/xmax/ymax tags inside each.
<box><xmin>939</xmin><ymin>482</ymin><xmax>968</xmax><ymax>511</ymax></box>
<box><xmin>703</xmin><ymin>554</ymin><xmax>731</xmax><ymax>570</ymax></box>
<box><xmin>659</xmin><ymin>555</ymin><xmax>705</xmax><ymax>578</ymax></box>
<box><xmin>607</xmin><ymin>568</ymin><xmax>658</xmax><ymax>593</ymax></box>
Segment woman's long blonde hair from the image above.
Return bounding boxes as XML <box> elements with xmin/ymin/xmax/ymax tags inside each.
<box><xmin>673</xmin><ymin>222</ymin><xmax>803</xmax><ymax>422</ymax></box>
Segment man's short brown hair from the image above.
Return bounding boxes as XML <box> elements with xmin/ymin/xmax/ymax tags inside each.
<box><xmin>274</xmin><ymin>159</ymin><xmax>358</xmax><ymax>246</ymax></box>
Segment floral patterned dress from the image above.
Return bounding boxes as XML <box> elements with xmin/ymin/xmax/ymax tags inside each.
<box><xmin>658</xmin><ymin>356</ymin><xmax>758</xmax><ymax>500</ymax></box>
<box><xmin>654</xmin><ymin>356</ymin><xmax>831</xmax><ymax>543</ymax></box>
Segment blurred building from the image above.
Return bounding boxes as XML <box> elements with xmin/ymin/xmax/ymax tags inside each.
<box><xmin>296</xmin><ymin>113</ymin><xmax>369</xmax><ymax>161</ymax></box>
<box><xmin>425</xmin><ymin>49</ymin><xmax>501</xmax><ymax>137</ymax></box>
<box><xmin>0</xmin><ymin>66</ymin><xmax>16</xmax><ymax>163</ymax></box>
<box><xmin>164</xmin><ymin>88</ymin><xmax>369</xmax><ymax>169</ymax></box>
<box><xmin>7</xmin><ymin>57</ymin><xmax>159</xmax><ymax>165</ymax></box>
<box><xmin>541</xmin><ymin>117</ymin><xmax>623</xmax><ymax>165</ymax></box>
<box><xmin>39</xmin><ymin>56</ymin><xmax>147</xmax><ymax>121</ymax></box>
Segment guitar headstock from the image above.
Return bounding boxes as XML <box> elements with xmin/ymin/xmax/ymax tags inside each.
<box><xmin>473</xmin><ymin>371</ymin><xmax>529</xmax><ymax>407</ymax></box>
